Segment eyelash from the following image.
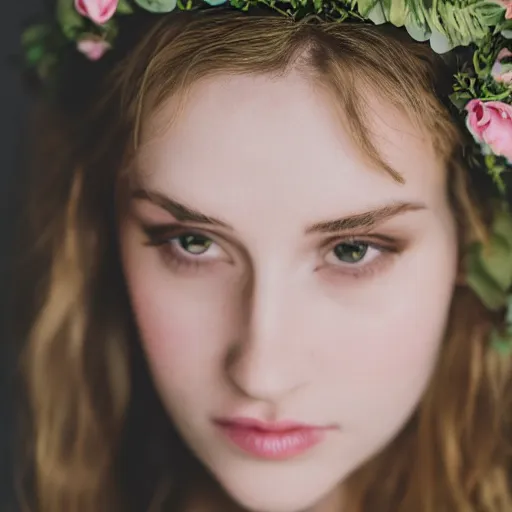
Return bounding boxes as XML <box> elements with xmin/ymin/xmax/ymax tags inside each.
<box><xmin>141</xmin><ymin>224</ymin><xmax>401</xmax><ymax>278</ymax></box>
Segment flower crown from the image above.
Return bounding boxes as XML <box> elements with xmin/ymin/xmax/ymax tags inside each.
<box><xmin>21</xmin><ymin>0</ymin><xmax>512</xmax><ymax>353</ymax></box>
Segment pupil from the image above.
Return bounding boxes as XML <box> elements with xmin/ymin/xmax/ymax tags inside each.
<box><xmin>179</xmin><ymin>235</ymin><xmax>212</xmax><ymax>255</ymax></box>
<box><xmin>334</xmin><ymin>242</ymin><xmax>368</xmax><ymax>263</ymax></box>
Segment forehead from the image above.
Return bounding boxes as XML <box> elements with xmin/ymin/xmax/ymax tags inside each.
<box><xmin>136</xmin><ymin>71</ymin><xmax>447</xmax><ymax>220</ymax></box>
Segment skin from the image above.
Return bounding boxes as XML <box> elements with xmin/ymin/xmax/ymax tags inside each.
<box><xmin>118</xmin><ymin>69</ymin><xmax>459</xmax><ymax>512</ymax></box>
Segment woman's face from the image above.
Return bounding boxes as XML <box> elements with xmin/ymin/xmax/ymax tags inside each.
<box><xmin>118</xmin><ymin>70</ymin><xmax>458</xmax><ymax>512</ymax></box>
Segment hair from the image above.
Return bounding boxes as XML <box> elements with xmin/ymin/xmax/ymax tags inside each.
<box><xmin>10</xmin><ymin>7</ymin><xmax>512</xmax><ymax>512</ymax></box>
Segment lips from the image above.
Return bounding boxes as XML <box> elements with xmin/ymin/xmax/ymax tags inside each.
<box><xmin>213</xmin><ymin>417</ymin><xmax>330</xmax><ymax>460</ymax></box>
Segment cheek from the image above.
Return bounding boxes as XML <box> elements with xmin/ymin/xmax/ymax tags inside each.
<box><xmin>119</xmin><ymin>230</ymin><xmax>234</xmax><ymax>396</ymax></box>
<box><xmin>130</xmin><ymin>279</ymin><xmax>231</xmax><ymax>405</ymax></box>
<box><xmin>323</xmin><ymin>238</ymin><xmax>457</xmax><ymax>429</ymax></box>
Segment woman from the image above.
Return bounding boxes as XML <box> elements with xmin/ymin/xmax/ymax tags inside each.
<box><xmin>14</xmin><ymin>0</ymin><xmax>512</xmax><ymax>511</ymax></box>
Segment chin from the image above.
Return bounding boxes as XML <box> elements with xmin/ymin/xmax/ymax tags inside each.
<box><xmin>209</xmin><ymin>460</ymin><xmax>343</xmax><ymax>512</ymax></box>
<box><xmin>224</xmin><ymin>485</ymin><xmax>321</xmax><ymax>512</ymax></box>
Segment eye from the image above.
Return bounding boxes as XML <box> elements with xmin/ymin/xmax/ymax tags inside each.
<box><xmin>323</xmin><ymin>237</ymin><xmax>398</xmax><ymax>278</ymax></box>
<box><xmin>175</xmin><ymin>233</ymin><xmax>214</xmax><ymax>255</ymax></box>
<box><xmin>141</xmin><ymin>224</ymin><xmax>227</xmax><ymax>271</ymax></box>
<box><xmin>165</xmin><ymin>232</ymin><xmax>225</xmax><ymax>267</ymax></box>
<box><xmin>332</xmin><ymin>241</ymin><xmax>370</xmax><ymax>264</ymax></box>
<box><xmin>328</xmin><ymin>240</ymin><xmax>383</xmax><ymax>267</ymax></box>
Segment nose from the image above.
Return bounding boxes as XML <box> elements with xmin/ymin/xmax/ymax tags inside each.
<box><xmin>225</xmin><ymin>268</ymin><xmax>309</xmax><ymax>402</ymax></box>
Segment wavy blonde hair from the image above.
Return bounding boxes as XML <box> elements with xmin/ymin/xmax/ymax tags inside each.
<box><xmin>13</xmin><ymin>9</ymin><xmax>512</xmax><ymax>512</ymax></box>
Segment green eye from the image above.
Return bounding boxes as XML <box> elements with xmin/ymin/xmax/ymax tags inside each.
<box><xmin>178</xmin><ymin>234</ymin><xmax>213</xmax><ymax>255</ymax></box>
<box><xmin>333</xmin><ymin>242</ymin><xmax>368</xmax><ymax>263</ymax></box>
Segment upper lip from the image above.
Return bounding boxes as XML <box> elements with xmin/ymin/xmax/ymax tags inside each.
<box><xmin>213</xmin><ymin>416</ymin><xmax>329</xmax><ymax>432</ymax></box>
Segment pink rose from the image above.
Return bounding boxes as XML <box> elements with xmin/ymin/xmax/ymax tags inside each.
<box><xmin>75</xmin><ymin>0</ymin><xmax>118</xmax><ymax>25</ymax></box>
<box><xmin>492</xmin><ymin>48</ymin><xmax>512</xmax><ymax>85</ymax></box>
<box><xmin>465</xmin><ymin>99</ymin><xmax>512</xmax><ymax>163</ymax></box>
<box><xmin>493</xmin><ymin>0</ymin><xmax>512</xmax><ymax>19</ymax></box>
<box><xmin>77</xmin><ymin>35</ymin><xmax>111</xmax><ymax>60</ymax></box>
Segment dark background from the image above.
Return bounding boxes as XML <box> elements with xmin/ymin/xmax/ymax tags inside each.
<box><xmin>1</xmin><ymin>0</ymin><xmax>43</xmax><ymax>507</ymax></box>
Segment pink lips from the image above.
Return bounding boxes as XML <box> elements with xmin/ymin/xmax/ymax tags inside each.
<box><xmin>214</xmin><ymin>417</ymin><xmax>330</xmax><ymax>460</ymax></box>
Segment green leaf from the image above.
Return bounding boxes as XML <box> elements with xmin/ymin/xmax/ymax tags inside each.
<box><xmin>500</xmin><ymin>19</ymin><xmax>512</xmax><ymax>31</ymax></box>
<box><xmin>101</xmin><ymin>18</ymin><xmax>119</xmax><ymax>41</ymax></box>
<box><xmin>475</xmin><ymin>1</ymin><xmax>506</xmax><ymax>26</ymax></box>
<box><xmin>367</xmin><ymin>3</ymin><xmax>387</xmax><ymax>24</ymax></box>
<box><xmin>356</xmin><ymin>0</ymin><xmax>377</xmax><ymax>17</ymax></box>
<box><xmin>433</xmin><ymin>0</ymin><xmax>493</xmax><ymax>47</ymax></box>
<box><xmin>507</xmin><ymin>295</ymin><xmax>512</xmax><ymax>325</ymax></box>
<box><xmin>56</xmin><ymin>0</ymin><xmax>86</xmax><ymax>40</ymax></box>
<box><xmin>21</xmin><ymin>24</ymin><xmax>51</xmax><ymax>47</ymax></box>
<box><xmin>404</xmin><ymin>13</ymin><xmax>431</xmax><ymax>42</ymax></box>
<box><xmin>490</xmin><ymin>329</ymin><xmax>512</xmax><ymax>355</ymax></box>
<box><xmin>313</xmin><ymin>0</ymin><xmax>323</xmax><ymax>11</ymax></box>
<box><xmin>25</xmin><ymin>45</ymin><xmax>45</xmax><ymax>65</ymax></box>
<box><xmin>406</xmin><ymin>0</ymin><xmax>427</xmax><ymax>26</ymax></box>
<box><xmin>466</xmin><ymin>243</ymin><xmax>508</xmax><ymax>310</ymax></box>
<box><xmin>485</xmin><ymin>153</ymin><xmax>497</xmax><ymax>169</ymax></box>
<box><xmin>36</xmin><ymin>54</ymin><xmax>58</xmax><ymax>81</ymax></box>
<box><xmin>429</xmin><ymin>29</ymin><xmax>454</xmax><ymax>54</ymax></box>
<box><xmin>388</xmin><ymin>0</ymin><xmax>407</xmax><ymax>26</ymax></box>
<box><xmin>134</xmin><ymin>0</ymin><xmax>178</xmax><ymax>12</ymax></box>
<box><xmin>493</xmin><ymin>209</ymin><xmax>512</xmax><ymax>248</ymax></box>
<box><xmin>117</xmin><ymin>0</ymin><xmax>135</xmax><ymax>13</ymax></box>
<box><xmin>449</xmin><ymin>91</ymin><xmax>472</xmax><ymax>109</ymax></box>
<box><xmin>480</xmin><ymin>234</ymin><xmax>512</xmax><ymax>291</ymax></box>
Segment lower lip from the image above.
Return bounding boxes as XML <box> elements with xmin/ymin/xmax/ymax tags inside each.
<box><xmin>215</xmin><ymin>423</ymin><xmax>326</xmax><ymax>460</ymax></box>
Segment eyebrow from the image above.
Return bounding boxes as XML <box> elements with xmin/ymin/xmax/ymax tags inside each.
<box><xmin>132</xmin><ymin>189</ymin><xmax>427</xmax><ymax>234</ymax></box>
